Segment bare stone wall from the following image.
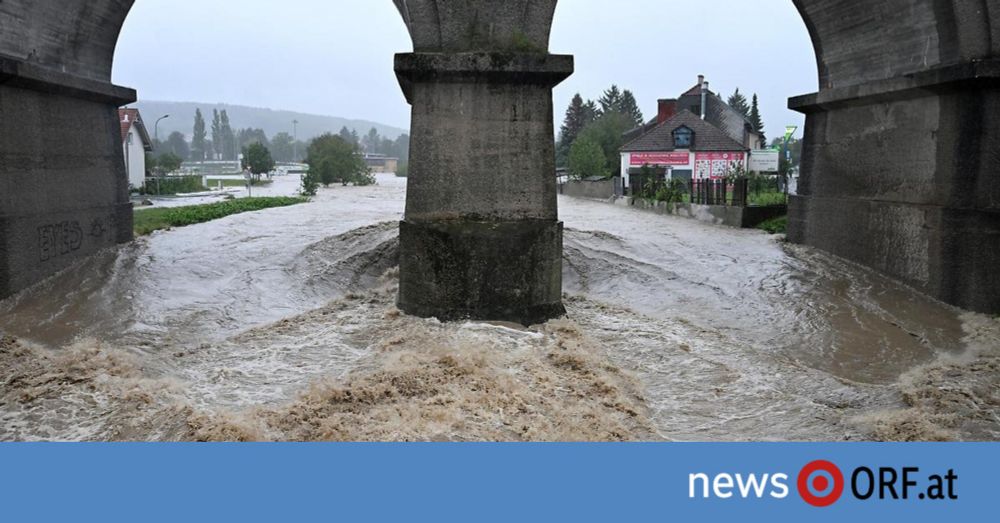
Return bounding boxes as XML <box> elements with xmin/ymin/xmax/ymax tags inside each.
<box><xmin>560</xmin><ymin>179</ymin><xmax>616</xmax><ymax>200</ymax></box>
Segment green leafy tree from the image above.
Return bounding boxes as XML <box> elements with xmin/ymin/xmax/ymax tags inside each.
<box><xmin>393</xmin><ymin>134</ymin><xmax>410</xmax><ymax>163</ymax></box>
<box><xmin>211</xmin><ymin>109</ymin><xmax>223</xmax><ymax>160</ymax></box>
<box><xmin>238</xmin><ymin>128</ymin><xmax>270</xmax><ymax>151</ymax></box>
<box><xmin>165</xmin><ymin>131</ymin><xmax>190</xmax><ymax>160</ymax></box>
<box><xmin>305</xmin><ymin>134</ymin><xmax>370</xmax><ymax>187</ymax></box>
<box><xmin>576</xmin><ymin>112</ymin><xmax>634</xmax><ymax>177</ymax></box>
<box><xmin>191</xmin><ymin>109</ymin><xmax>207</xmax><ymax>161</ymax></box>
<box><xmin>338</xmin><ymin>126</ymin><xmax>355</xmax><ymax>144</ymax></box>
<box><xmin>144</xmin><ymin>153</ymin><xmax>158</xmax><ymax>177</ymax></box>
<box><xmin>157</xmin><ymin>153</ymin><xmax>183</xmax><ymax>174</ymax></box>
<box><xmin>728</xmin><ymin>88</ymin><xmax>750</xmax><ymax>119</ymax></box>
<box><xmin>241</xmin><ymin>142</ymin><xmax>275</xmax><ymax>182</ymax></box>
<box><xmin>568</xmin><ymin>137</ymin><xmax>609</xmax><ymax>180</ymax></box>
<box><xmin>270</xmin><ymin>132</ymin><xmax>295</xmax><ymax>163</ymax></box>
<box><xmin>220</xmin><ymin>110</ymin><xmax>236</xmax><ymax>161</ymax></box>
<box><xmin>363</xmin><ymin>128</ymin><xmax>381</xmax><ymax>153</ymax></box>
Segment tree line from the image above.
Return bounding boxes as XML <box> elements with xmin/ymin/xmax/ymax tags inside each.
<box><xmin>149</xmin><ymin>109</ymin><xmax>410</xmax><ymax>167</ymax></box>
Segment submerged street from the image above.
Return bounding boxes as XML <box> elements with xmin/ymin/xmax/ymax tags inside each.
<box><xmin>1</xmin><ymin>175</ymin><xmax>997</xmax><ymax>442</ymax></box>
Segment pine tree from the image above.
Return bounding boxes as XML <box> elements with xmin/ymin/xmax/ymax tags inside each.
<box><xmin>597</xmin><ymin>85</ymin><xmax>624</xmax><ymax>116</ymax></box>
<box><xmin>338</xmin><ymin>126</ymin><xmax>354</xmax><ymax>144</ymax></box>
<box><xmin>619</xmin><ymin>90</ymin><xmax>644</xmax><ymax>127</ymax></box>
<box><xmin>728</xmin><ymin>88</ymin><xmax>750</xmax><ymax>119</ymax></box>
<box><xmin>557</xmin><ymin>94</ymin><xmax>600</xmax><ymax>167</ymax></box>
<box><xmin>191</xmin><ymin>109</ymin><xmax>207</xmax><ymax>162</ymax></box>
<box><xmin>749</xmin><ymin>94</ymin><xmax>766</xmax><ymax>144</ymax></box>
<box><xmin>559</xmin><ymin>94</ymin><xmax>589</xmax><ymax>149</ymax></box>
<box><xmin>583</xmin><ymin>100</ymin><xmax>598</xmax><ymax>123</ymax></box>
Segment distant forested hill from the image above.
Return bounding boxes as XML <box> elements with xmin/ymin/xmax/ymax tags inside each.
<box><xmin>133</xmin><ymin>100</ymin><xmax>408</xmax><ymax>141</ymax></box>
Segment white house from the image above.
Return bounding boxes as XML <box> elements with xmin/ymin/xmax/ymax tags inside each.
<box><xmin>119</xmin><ymin>108</ymin><xmax>153</xmax><ymax>190</ymax></box>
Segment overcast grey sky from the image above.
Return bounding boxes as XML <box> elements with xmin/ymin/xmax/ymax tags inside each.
<box><xmin>113</xmin><ymin>0</ymin><xmax>817</xmax><ymax>142</ymax></box>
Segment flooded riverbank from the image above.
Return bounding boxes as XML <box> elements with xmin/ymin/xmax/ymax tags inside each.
<box><xmin>1</xmin><ymin>176</ymin><xmax>997</xmax><ymax>441</ymax></box>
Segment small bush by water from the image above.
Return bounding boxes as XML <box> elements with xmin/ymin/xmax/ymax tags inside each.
<box><xmin>757</xmin><ymin>216</ymin><xmax>788</xmax><ymax>234</ymax></box>
<box><xmin>134</xmin><ymin>197</ymin><xmax>308</xmax><ymax>236</ymax></box>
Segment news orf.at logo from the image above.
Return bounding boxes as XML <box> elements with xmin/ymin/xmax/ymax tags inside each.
<box><xmin>797</xmin><ymin>460</ymin><xmax>844</xmax><ymax>507</ymax></box>
<box><xmin>689</xmin><ymin>460</ymin><xmax>958</xmax><ymax>507</ymax></box>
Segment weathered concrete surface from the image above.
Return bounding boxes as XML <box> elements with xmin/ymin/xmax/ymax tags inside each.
<box><xmin>789</xmin><ymin>0</ymin><xmax>1000</xmax><ymax>313</ymax></box>
<box><xmin>398</xmin><ymin>220</ymin><xmax>565</xmax><ymax>325</ymax></box>
<box><xmin>393</xmin><ymin>0</ymin><xmax>571</xmax><ymax>324</ymax></box>
<box><xmin>0</xmin><ymin>0</ymin><xmax>136</xmax><ymax>299</ymax></box>
<box><xmin>560</xmin><ymin>179</ymin><xmax>617</xmax><ymax>200</ymax></box>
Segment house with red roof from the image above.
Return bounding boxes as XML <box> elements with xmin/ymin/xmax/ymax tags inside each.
<box><xmin>119</xmin><ymin>108</ymin><xmax>153</xmax><ymax>190</ymax></box>
<box><xmin>620</xmin><ymin>75</ymin><xmax>765</xmax><ymax>193</ymax></box>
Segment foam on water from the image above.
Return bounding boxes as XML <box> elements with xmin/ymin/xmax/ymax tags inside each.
<box><xmin>1</xmin><ymin>176</ymin><xmax>997</xmax><ymax>441</ymax></box>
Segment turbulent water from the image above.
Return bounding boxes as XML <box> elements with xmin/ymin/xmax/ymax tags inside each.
<box><xmin>1</xmin><ymin>175</ymin><xmax>997</xmax><ymax>441</ymax></box>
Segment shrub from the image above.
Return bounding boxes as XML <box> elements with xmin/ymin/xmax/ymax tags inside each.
<box><xmin>757</xmin><ymin>216</ymin><xmax>788</xmax><ymax>234</ymax></box>
<box><xmin>142</xmin><ymin>175</ymin><xmax>206</xmax><ymax>195</ymax></box>
<box><xmin>300</xmin><ymin>171</ymin><xmax>320</xmax><ymax>196</ymax></box>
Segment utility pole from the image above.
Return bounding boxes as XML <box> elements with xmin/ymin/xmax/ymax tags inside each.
<box><xmin>293</xmin><ymin>119</ymin><xmax>299</xmax><ymax>162</ymax></box>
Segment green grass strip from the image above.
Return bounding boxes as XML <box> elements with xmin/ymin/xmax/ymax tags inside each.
<box><xmin>134</xmin><ymin>197</ymin><xmax>308</xmax><ymax>236</ymax></box>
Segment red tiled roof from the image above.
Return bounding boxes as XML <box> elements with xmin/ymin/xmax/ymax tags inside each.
<box><xmin>118</xmin><ymin>108</ymin><xmax>153</xmax><ymax>150</ymax></box>
<box><xmin>119</xmin><ymin>108</ymin><xmax>139</xmax><ymax>142</ymax></box>
<box><xmin>621</xmin><ymin>110</ymin><xmax>748</xmax><ymax>153</ymax></box>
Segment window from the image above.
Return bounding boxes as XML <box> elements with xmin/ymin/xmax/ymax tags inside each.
<box><xmin>673</xmin><ymin>126</ymin><xmax>693</xmax><ymax>149</ymax></box>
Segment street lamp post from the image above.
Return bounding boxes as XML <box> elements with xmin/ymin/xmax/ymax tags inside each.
<box><xmin>154</xmin><ymin>114</ymin><xmax>170</xmax><ymax>143</ymax></box>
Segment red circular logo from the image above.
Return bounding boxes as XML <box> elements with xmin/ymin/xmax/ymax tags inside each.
<box><xmin>798</xmin><ymin>460</ymin><xmax>844</xmax><ymax>507</ymax></box>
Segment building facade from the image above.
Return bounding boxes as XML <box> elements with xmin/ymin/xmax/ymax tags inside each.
<box><xmin>363</xmin><ymin>153</ymin><xmax>399</xmax><ymax>174</ymax></box>
<box><xmin>119</xmin><ymin>108</ymin><xmax>153</xmax><ymax>189</ymax></box>
<box><xmin>620</xmin><ymin>104</ymin><xmax>750</xmax><ymax>190</ymax></box>
<box><xmin>620</xmin><ymin>75</ymin><xmax>769</xmax><ymax>190</ymax></box>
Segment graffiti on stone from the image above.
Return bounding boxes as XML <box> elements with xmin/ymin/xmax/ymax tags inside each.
<box><xmin>89</xmin><ymin>217</ymin><xmax>107</xmax><ymax>239</ymax></box>
<box><xmin>38</xmin><ymin>221</ymin><xmax>83</xmax><ymax>262</ymax></box>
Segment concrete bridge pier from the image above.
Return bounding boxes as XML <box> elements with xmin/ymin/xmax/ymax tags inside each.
<box><xmin>788</xmin><ymin>0</ymin><xmax>1000</xmax><ymax>315</ymax></box>
<box><xmin>392</xmin><ymin>1</ymin><xmax>572</xmax><ymax>325</ymax></box>
<box><xmin>0</xmin><ymin>60</ymin><xmax>135</xmax><ymax>299</ymax></box>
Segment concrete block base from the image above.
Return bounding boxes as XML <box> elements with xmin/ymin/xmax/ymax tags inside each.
<box><xmin>397</xmin><ymin>219</ymin><xmax>566</xmax><ymax>325</ymax></box>
<box><xmin>0</xmin><ymin>203</ymin><xmax>132</xmax><ymax>298</ymax></box>
<box><xmin>788</xmin><ymin>195</ymin><xmax>1000</xmax><ymax>314</ymax></box>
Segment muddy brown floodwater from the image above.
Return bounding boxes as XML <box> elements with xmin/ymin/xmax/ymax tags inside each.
<box><xmin>1</xmin><ymin>175</ymin><xmax>997</xmax><ymax>441</ymax></box>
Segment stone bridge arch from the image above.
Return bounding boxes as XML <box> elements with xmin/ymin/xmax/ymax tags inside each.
<box><xmin>0</xmin><ymin>0</ymin><xmax>997</xmax><ymax>317</ymax></box>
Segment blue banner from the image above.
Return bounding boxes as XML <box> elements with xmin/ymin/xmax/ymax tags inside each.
<box><xmin>0</xmin><ymin>443</ymin><xmax>993</xmax><ymax>522</ymax></box>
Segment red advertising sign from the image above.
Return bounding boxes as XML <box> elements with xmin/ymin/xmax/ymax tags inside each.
<box><xmin>694</xmin><ymin>152</ymin><xmax>746</xmax><ymax>179</ymax></box>
<box><xmin>694</xmin><ymin>152</ymin><xmax>745</xmax><ymax>162</ymax></box>
<box><xmin>629</xmin><ymin>152</ymin><xmax>690</xmax><ymax>166</ymax></box>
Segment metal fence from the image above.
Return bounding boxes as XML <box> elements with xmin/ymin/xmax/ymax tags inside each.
<box><xmin>631</xmin><ymin>176</ymin><xmax>787</xmax><ymax>208</ymax></box>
